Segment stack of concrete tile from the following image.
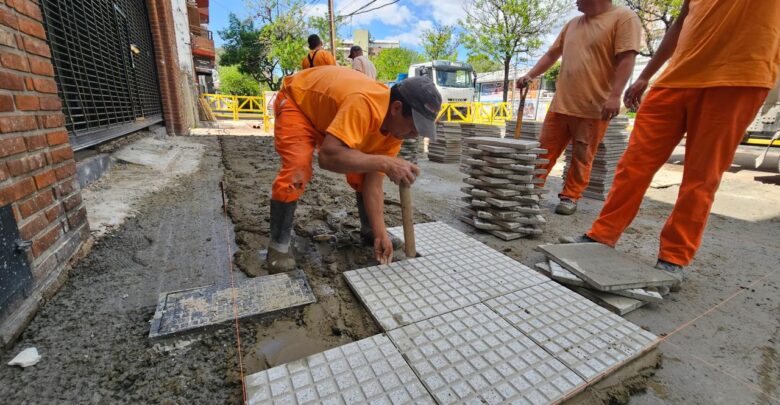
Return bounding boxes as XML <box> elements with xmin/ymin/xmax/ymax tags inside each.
<box><xmin>427</xmin><ymin>122</ymin><xmax>462</xmax><ymax>163</ymax></box>
<box><xmin>505</xmin><ymin>120</ymin><xmax>543</xmax><ymax>141</ymax></box>
<box><xmin>459</xmin><ymin>123</ymin><xmax>505</xmax><ymax>138</ymax></box>
<box><xmin>459</xmin><ymin>137</ymin><xmax>549</xmax><ymax>240</ymax></box>
<box><xmin>398</xmin><ymin>138</ymin><xmax>419</xmax><ymax>164</ymax></box>
<box><xmin>534</xmin><ymin>243</ymin><xmax>676</xmax><ymax>315</ymax></box>
<box><xmin>563</xmin><ymin>116</ymin><xmax>629</xmax><ymax>200</ymax></box>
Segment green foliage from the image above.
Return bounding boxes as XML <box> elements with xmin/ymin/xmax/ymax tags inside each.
<box><xmin>543</xmin><ymin>60</ymin><xmax>561</xmax><ymax>82</ymax></box>
<box><xmin>371</xmin><ymin>48</ymin><xmax>423</xmax><ymax>82</ymax></box>
<box><xmin>255</xmin><ymin>0</ymin><xmax>309</xmax><ymax>82</ymax></box>
<box><xmin>460</xmin><ymin>0</ymin><xmax>570</xmax><ymax>101</ymax></box>
<box><xmin>421</xmin><ymin>24</ymin><xmax>458</xmax><ymax>61</ymax></box>
<box><xmin>308</xmin><ymin>14</ymin><xmax>347</xmax><ymax>65</ymax></box>
<box><xmin>620</xmin><ymin>0</ymin><xmax>684</xmax><ymax>56</ymax></box>
<box><xmin>218</xmin><ymin>14</ymin><xmax>276</xmax><ymax>88</ymax></box>
<box><xmin>467</xmin><ymin>53</ymin><xmax>502</xmax><ymax>73</ymax></box>
<box><xmin>218</xmin><ymin>65</ymin><xmax>262</xmax><ymax>96</ymax></box>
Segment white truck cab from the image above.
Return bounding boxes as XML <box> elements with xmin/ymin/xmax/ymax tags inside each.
<box><xmin>408</xmin><ymin>60</ymin><xmax>476</xmax><ymax>103</ymax></box>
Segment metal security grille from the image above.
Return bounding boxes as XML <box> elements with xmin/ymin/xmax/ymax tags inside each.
<box><xmin>40</xmin><ymin>0</ymin><xmax>162</xmax><ymax>150</ymax></box>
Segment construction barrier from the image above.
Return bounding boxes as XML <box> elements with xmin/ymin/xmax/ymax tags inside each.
<box><xmin>437</xmin><ymin>102</ymin><xmax>513</xmax><ymax>125</ymax></box>
<box><xmin>200</xmin><ymin>93</ymin><xmax>272</xmax><ymax>132</ymax></box>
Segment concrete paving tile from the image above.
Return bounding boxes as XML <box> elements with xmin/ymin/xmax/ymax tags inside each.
<box><xmin>462</xmin><ymin>137</ymin><xmax>540</xmax><ymax>150</ymax></box>
<box><xmin>538</xmin><ymin>243</ymin><xmax>678</xmax><ymax>291</ymax></box>
<box><xmin>388</xmin><ymin>303</ymin><xmax>585</xmax><ymax>404</ymax></box>
<box><xmin>548</xmin><ymin>260</ymin><xmax>587</xmax><ymax>287</ymax></box>
<box><xmin>245</xmin><ymin>334</ymin><xmax>434</xmax><ymax>404</ymax></box>
<box><xmin>574</xmin><ymin>287</ymin><xmax>647</xmax><ymax>316</ymax></box>
<box><xmin>386</xmin><ymin>222</ymin><xmax>485</xmax><ymax>256</ymax></box>
<box><xmin>485</xmin><ymin>282</ymin><xmax>659</xmax><ymax>382</ymax></box>
<box><xmin>149</xmin><ymin>269</ymin><xmax>316</xmax><ymax>338</ymax></box>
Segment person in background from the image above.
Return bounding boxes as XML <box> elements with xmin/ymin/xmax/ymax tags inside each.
<box><xmin>349</xmin><ymin>45</ymin><xmax>377</xmax><ymax>80</ymax></box>
<box><xmin>301</xmin><ymin>34</ymin><xmax>336</xmax><ymax>69</ymax></box>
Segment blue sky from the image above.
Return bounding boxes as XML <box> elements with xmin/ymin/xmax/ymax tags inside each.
<box><xmin>208</xmin><ymin>0</ymin><xmax>571</xmax><ymax>63</ymax></box>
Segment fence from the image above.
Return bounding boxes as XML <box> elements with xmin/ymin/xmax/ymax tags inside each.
<box><xmin>200</xmin><ymin>93</ymin><xmax>271</xmax><ymax>131</ymax></box>
<box><xmin>437</xmin><ymin>102</ymin><xmax>513</xmax><ymax>125</ymax></box>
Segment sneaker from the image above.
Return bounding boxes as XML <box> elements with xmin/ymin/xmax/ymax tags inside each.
<box><xmin>655</xmin><ymin>259</ymin><xmax>685</xmax><ymax>292</ymax></box>
<box><xmin>555</xmin><ymin>198</ymin><xmax>577</xmax><ymax>215</ymax></box>
<box><xmin>558</xmin><ymin>234</ymin><xmax>598</xmax><ymax>244</ymax></box>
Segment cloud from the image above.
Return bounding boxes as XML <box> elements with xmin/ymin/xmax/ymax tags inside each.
<box><xmin>344</xmin><ymin>3</ymin><xmax>413</xmax><ymax>27</ymax></box>
<box><xmin>385</xmin><ymin>19</ymin><xmax>434</xmax><ymax>47</ymax></box>
<box><xmin>303</xmin><ymin>3</ymin><xmax>327</xmax><ymax>19</ymax></box>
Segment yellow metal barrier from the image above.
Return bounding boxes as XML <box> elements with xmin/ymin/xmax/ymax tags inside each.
<box><xmin>201</xmin><ymin>93</ymin><xmax>271</xmax><ymax>132</ymax></box>
<box><xmin>437</xmin><ymin>102</ymin><xmax>513</xmax><ymax>125</ymax></box>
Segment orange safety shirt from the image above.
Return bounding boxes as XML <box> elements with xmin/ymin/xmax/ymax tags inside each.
<box><xmin>654</xmin><ymin>0</ymin><xmax>780</xmax><ymax>89</ymax></box>
<box><xmin>300</xmin><ymin>49</ymin><xmax>337</xmax><ymax>70</ymax></box>
<box><xmin>281</xmin><ymin>66</ymin><xmax>401</xmax><ymax>157</ymax></box>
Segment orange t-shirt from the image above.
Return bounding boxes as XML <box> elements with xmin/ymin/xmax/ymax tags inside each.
<box><xmin>548</xmin><ymin>6</ymin><xmax>642</xmax><ymax>119</ymax></box>
<box><xmin>300</xmin><ymin>49</ymin><xmax>337</xmax><ymax>70</ymax></box>
<box><xmin>282</xmin><ymin>66</ymin><xmax>401</xmax><ymax>157</ymax></box>
<box><xmin>654</xmin><ymin>0</ymin><xmax>780</xmax><ymax>89</ymax></box>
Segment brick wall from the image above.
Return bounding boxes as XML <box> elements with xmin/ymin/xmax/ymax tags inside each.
<box><xmin>0</xmin><ymin>0</ymin><xmax>89</xmax><ymax>345</ymax></box>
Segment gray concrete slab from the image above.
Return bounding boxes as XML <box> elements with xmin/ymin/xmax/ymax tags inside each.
<box><xmin>462</xmin><ymin>137</ymin><xmax>540</xmax><ymax>150</ymax></box>
<box><xmin>244</xmin><ymin>334</ymin><xmax>434</xmax><ymax>404</ymax></box>
<box><xmin>386</xmin><ymin>221</ymin><xmax>485</xmax><ymax>256</ymax></box>
<box><xmin>573</xmin><ymin>287</ymin><xmax>647</xmax><ymax>315</ymax></box>
<box><xmin>388</xmin><ymin>303</ymin><xmax>586</xmax><ymax>404</ymax></box>
<box><xmin>149</xmin><ymin>270</ymin><xmax>315</xmax><ymax>338</ymax></box>
<box><xmin>485</xmin><ymin>282</ymin><xmax>659</xmax><ymax>382</ymax></box>
<box><xmin>538</xmin><ymin>243</ymin><xmax>677</xmax><ymax>291</ymax></box>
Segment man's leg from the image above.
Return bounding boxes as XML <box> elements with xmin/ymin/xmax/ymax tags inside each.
<box><xmin>559</xmin><ymin>118</ymin><xmax>609</xmax><ymax>201</ymax></box>
<box><xmin>267</xmin><ymin>95</ymin><xmax>321</xmax><ymax>273</ymax></box>
<box><xmin>346</xmin><ymin>173</ymin><xmax>403</xmax><ymax>249</ymax></box>
<box><xmin>536</xmin><ymin>112</ymin><xmax>573</xmax><ymax>188</ymax></box>
<box><xmin>658</xmin><ymin>87</ymin><xmax>769</xmax><ymax>266</ymax></box>
<box><xmin>586</xmin><ymin>88</ymin><xmax>687</xmax><ymax>245</ymax></box>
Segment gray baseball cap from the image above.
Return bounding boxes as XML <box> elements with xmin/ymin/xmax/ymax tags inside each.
<box><xmin>396</xmin><ymin>76</ymin><xmax>442</xmax><ymax>140</ymax></box>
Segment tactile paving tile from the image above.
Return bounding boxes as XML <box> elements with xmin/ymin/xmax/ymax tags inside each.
<box><xmin>244</xmin><ymin>334</ymin><xmax>434</xmax><ymax>404</ymax></box>
<box><xmin>484</xmin><ymin>282</ymin><xmax>659</xmax><ymax>381</ymax></box>
<box><xmin>388</xmin><ymin>303</ymin><xmax>586</xmax><ymax>404</ymax></box>
<box><xmin>149</xmin><ymin>270</ymin><xmax>315</xmax><ymax>338</ymax></box>
<box><xmin>345</xmin><ymin>247</ymin><xmax>549</xmax><ymax>330</ymax></box>
<box><xmin>386</xmin><ymin>221</ymin><xmax>486</xmax><ymax>256</ymax></box>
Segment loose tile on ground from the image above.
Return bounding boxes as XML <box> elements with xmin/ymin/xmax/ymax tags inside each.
<box><xmin>387</xmin><ymin>221</ymin><xmax>486</xmax><ymax>256</ymax></box>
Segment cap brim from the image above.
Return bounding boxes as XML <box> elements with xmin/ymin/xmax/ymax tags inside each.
<box><xmin>412</xmin><ymin>109</ymin><xmax>436</xmax><ymax>141</ymax></box>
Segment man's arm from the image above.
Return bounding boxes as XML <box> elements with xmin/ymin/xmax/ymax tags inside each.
<box><xmin>624</xmin><ymin>0</ymin><xmax>690</xmax><ymax>109</ymax></box>
<box><xmin>319</xmin><ymin>134</ymin><xmax>419</xmax><ymax>186</ymax></box>
<box><xmin>362</xmin><ymin>172</ymin><xmax>393</xmax><ymax>263</ymax></box>
<box><xmin>519</xmin><ymin>48</ymin><xmax>563</xmax><ymax>86</ymax></box>
<box><xmin>602</xmin><ymin>51</ymin><xmax>638</xmax><ymax>120</ymax></box>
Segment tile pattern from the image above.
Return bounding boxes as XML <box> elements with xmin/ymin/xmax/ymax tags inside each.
<box><xmin>485</xmin><ymin>282</ymin><xmax>659</xmax><ymax>381</ymax></box>
<box><xmin>245</xmin><ymin>334</ymin><xmax>434</xmax><ymax>404</ymax></box>
<box><xmin>388</xmin><ymin>303</ymin><xmax>586</xmax><ymax>404</ymax></box>
<box><xmin>387</xmin><ymin>221</ymin><xmax>485</xmax><ymax>256</ymax></box>
<box><xmin>149</xmin><ymin>270</ymin><xmax>315</xmax><ymax>338</ymax></box>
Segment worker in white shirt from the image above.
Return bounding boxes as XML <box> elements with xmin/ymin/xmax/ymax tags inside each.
<box><xmin>349</xmin><ymin>46</ymin><xmax>377</xmax><ymax>80</ymax></box>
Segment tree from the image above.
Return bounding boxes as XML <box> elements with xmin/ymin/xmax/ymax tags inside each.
<box><xmin>218</xmin><ymin>14</ymin><xmax>277</xmax><ymax>89</ymax></box>
<box><xmin>621</xmin><ymin>0</ymin><xmax>683</xmax><ymax>56</ymax></box>
<box><xmin>543</xmin><ymin>60</ymin><xmax>561</xmax><ymax>82</ymax></box>
<box><xmin>420</xmin><ymin>24</ymin><xmax>458</xmax><ymax>61</ymax></box>
<box><xmin>252</xmin><ymin>0</ymin><xmax>309</xmax><ymax>87</ymax></box>
<box><xmin>467</xmin><ymin>53</ymin><xmax>502</xmax><ymax>73</ymax></box>
<box><xmin>218</xmin><ymin>65</ymin><xmax>263</xmax><ymax>96</ymax></box>
<box><xmin>371</xmin><ymin>48</ymin><xmax>422</xmax><ymax>82</ymax></box>
<box><xmin>308</xmin><ymin>13</ymin><xmax>347</xmax><ymax>65</ymax></box>
<box><xmin>460</xmin><ymin>0</ymin><xmax>570</xmax><ymax>101</ymax></box>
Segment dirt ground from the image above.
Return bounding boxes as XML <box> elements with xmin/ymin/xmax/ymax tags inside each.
<box><xmin>0</xmin><ymin>134</ymin><xmax>777</xmax><ymax>404</ymax></box>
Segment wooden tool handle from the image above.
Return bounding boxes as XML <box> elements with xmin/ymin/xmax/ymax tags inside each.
<box><xmin>514</xmin><ymin>86</ymin><xmax>530</xmax><ymax>139</ymax></box>
<box><xmin>399</xmin><ymin>184</ymin><xmax>416</xmax><ymax>258</ymax></box>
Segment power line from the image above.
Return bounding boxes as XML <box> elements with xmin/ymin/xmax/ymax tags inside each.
<box><xmin>344</xmin><ymin>0</ymin><xmax>400</xmax><ymax>17</ymax></box>
<box><xmin>342</xmin><ymin>0</ymin><xmax>379</xmax><ymax>17</ymax></box>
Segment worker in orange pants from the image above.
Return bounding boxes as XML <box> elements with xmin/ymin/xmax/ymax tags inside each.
<box><xmin>567</xmin><ymin>0</ymin><xmax>780</xmax><ymax>292</ymax></box>
<box><xmin>267</xmin><ymin>67</ymin><xmax>442</xmax><ymax>274</ymax></box>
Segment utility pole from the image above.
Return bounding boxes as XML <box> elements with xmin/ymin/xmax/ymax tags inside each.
<box><xmin>328</xmin><ymin>0</ymin><xmax>337</xmax><ymax>58</ymax></box>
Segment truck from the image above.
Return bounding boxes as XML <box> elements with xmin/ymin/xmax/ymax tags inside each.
<box><xmin>408</xmin><ymin>60</ymin><xmax>476</xmax><ymax>103</ymax></box>
<box><xmin>738</xmin><ymin>78</ymin><xmax>780</xmax><ymax>172</ymax></box>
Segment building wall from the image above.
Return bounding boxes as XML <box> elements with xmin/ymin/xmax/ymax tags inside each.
<box><xmin>171</xmin><ymin>0</ymin><xmax>199</xmax><ymax>129</ymax></box>
<box><xmin>0</xmin><ymin>0</ymin><xmax>90</xmax><ymax>345</ymax></box>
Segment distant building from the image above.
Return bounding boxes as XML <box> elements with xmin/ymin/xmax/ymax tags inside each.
<box><xmin>339</xmin><ymin>29</ymin><xmax>400</xmax><ymax>59</ymax></box>
<box><xmin>187</xmin><ymin>0</ymin><xmax>216</xmax><ymax>93</ymax></box>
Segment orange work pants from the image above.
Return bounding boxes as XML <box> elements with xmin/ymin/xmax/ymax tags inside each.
<box><xmin>536</xmin><ymin>112</ymin><xmax>610</xmax><ymax>201</ymax></box>
<box><xmin>271</xmin><ymin>92</ymin><xmax>366</xmax><ymax>202</ymax></box>
<box><xmin>587</xmin><ymin>87</ymin><xmax>768</xmax><ymax>266</ymax></box>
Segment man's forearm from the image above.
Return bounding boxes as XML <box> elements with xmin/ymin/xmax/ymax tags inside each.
<box><xmin>319</xmin><ymin>137</ymin><xmax>388</xmax><ymax>174</ymax></box>
<box><xmin>610</xmin><ymin>53</ymin><xmax>637</xmax><ymax>98</ymax></box>
<box><xmin>638</xmin><ymin>0</ymin><xmax>689</xmax><ymax>80</ymax></box>
<box><xmin>363</xmin><ymin>172</ymin><xmax>386</xmax><ymax>238</ymax></box>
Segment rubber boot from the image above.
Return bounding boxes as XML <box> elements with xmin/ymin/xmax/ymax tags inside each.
<box><xmin>356</xmin><ymin>192</ymin><xmax>403</xmax><ymax>250</ymax></box>
<box><xmin>266</xmin><ymin>200</ymin><xmax>297</xmax><ymax>274</ymax></box>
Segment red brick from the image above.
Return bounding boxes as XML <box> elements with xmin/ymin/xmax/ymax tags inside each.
<box><xmin>0</xmin><ymin>115</ymin><xmax>37</xmax><ymax>132</ymax></box>
<box><xmin>8</xmin><ymin>0</ymin><xmax>42</xmax><ymax>21</ymax></box>
<box><xmin>24</xmin><ymin>133</ymin><xmax>46</xmax><ymax>150</ymax></box>
<box><xmin>44</xmin><ymin>203</ymin><xmax>62</xmax><ymax>222</ymax></box>
<box><xmin>19</xmin><ymin>210</ymin><xmax>48</xmax><ymax>240</ymax></box>
<box><xmin>0</xmin><ymin>70</ymin><xmax>25</xmax><ymax>90</ymax></box>
<box><xmin>6</xmin><ymin>151</ymin><xmax>45</xmax><ymax>176</ymax></box>
<box><xmin>14</xmin><ymin>94</ymin><xmax>38</xmax><ymax>110</ymax></box>
<box><xmin>0</xmin><ymin>7</ymin><xmax>18</xmax><ymax>30</ymax></box>
<box><xmin>32</xmin><ymin>223</ymin><xmax>62</xmax><ymax>258</ymax></box>
<box><xmin>54</xmin><ymin>162</ymin><xmax>74</xmax><ymax>180</ymax></box>
<box><xmin>0</xmin><ymin>136</ymin><xmax>25</xmax><ymax>157</ymax></box>
<box><xmin>0</xmin><ymin>161</ymin><xmax>7</xmax><ymax>181</ymax></box>
<box><xmin>38</xmin><ymin>113</ymin><xmax>63</xmax><ymax>128</ymax></box>
<box><xmin>22</xmin><ymin>36</ymin><xmax>49</xmax><ymax>58</ymax></box>
<box><xmin>0</xmin><ymin>28</ymin><xmax>16</xmax><ymax>47</ymax></box>
<box><xmin>50</xmin><ymin>145</ymin><xmax>72</xmax><ymax>163</ymax></box>
<box><xmin>39</xmin><ymin>95</ymin><xmax>61</xmax><ymax>110</ymax></box>
<box><xmin>27</xmin><ymin>56</ymin><xmax>53</xmax><ymax>76</ymax></box>
<box><xmin>0</xmin><ymin>177</ymin><xmax>35</xmax><ymax>205</ymax></box>
<box><xmin>17</xmin><ymin>188</ymin><xmax>53</xmax><ymax>218</ymax></box>
<box><xmin>0</xmin><ymin>93</ymin><xmax>13</xmax><ymax>111</ymax></box>
<box><xmin>66</xmin><ymin>206</ymin><xmax>86</xmax><ymax>229</ymax></box>
<box><xmin>17</xmin><ymin>15</ymin><xmax>44</xmax><ymax>39</ymax></box>
<box><xmin>54</xmin><ymin>177</ymin><xmax>76</xmax><ymax>198</ymax></box>
<box><xmin>46</xmin><ymin>130</ymin><xmax>68</xmax><ymax>146</ymax></box>
<box><xmin>62</xmin><ymin>192</ymin><xmax>81</xmax><ymax>211</ymax></box>
<box><xmin>32</xmin><ymin>167</ymin><xmax>55</xmax><ymax>188</ymax></box>
<box><xmin>0</xmin><ymin>51</ymin><xmax>28</xmax><ymax>71</ymax></box>
<box><xmin>32</xmin><ymin>77</ymin><xmax>57</xmax><ymax>93</ymax></box>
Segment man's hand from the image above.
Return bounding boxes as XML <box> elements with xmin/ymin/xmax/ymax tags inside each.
<box><xmin>516</xmin><ymin>75</ymin><xmax>533</xmax><ymax>89</ymax></box>
<box><xmin>374</xmin><ymin>234</ymin><xmax>393</xmax><ymax>264</ymax></box>
<box><xmin>623</xmin><ymin>78</ymin><xmax>649</xmax><ymax>111</ymax></box>
<box><xmin>601</xmin><ymin>95</ymin><xmax>621</xmax><ymax>121</ymax></box>
<box><xmin>383</xmin><ymin>157</ymin><xmax>419</xmax><ymax>186</ymax></box>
